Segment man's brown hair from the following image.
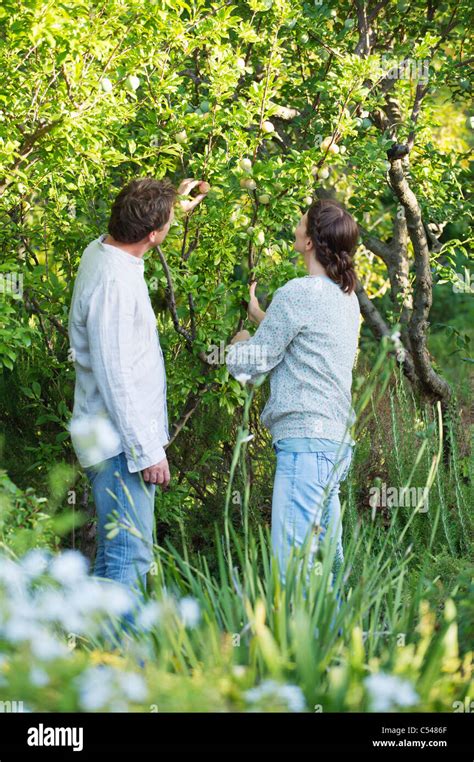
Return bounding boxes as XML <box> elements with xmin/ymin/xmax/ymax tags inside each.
<box><xmin>108</xmin><ymin>177</ymin><xmax>177</xmax><ymax>243</ymax></box>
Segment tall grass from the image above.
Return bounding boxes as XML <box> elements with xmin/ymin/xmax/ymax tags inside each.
<box><xmin>83</xmin><ymin>337</ymin><xmax>473</xmax><ymax>711</ymax></box>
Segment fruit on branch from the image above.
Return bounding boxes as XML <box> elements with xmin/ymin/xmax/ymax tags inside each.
<box><xmin>258</xmin><ymin>194</ymin><xmax>270</xmax><ymax>204</ymax></box>
<box><xmin>304</xmin><ymin>196</ymin><xmax>313</xmax><ymax>205</ymax></box>
<box><xmin>319</xmin><ymin>167</ymin><xmax>330</xmax><ymax>179</ymax></box>
<box><xmin>255</xmin><ymin>230</ymin><xmax>265</xmax><ymax>245</ymax></box>
<box><xmin>100</xmin><ymin>78</ymin><xmax>113</xmax><ymax>93</ymax></box>
<box><xmin>199</xmin><ymin>181</ymin><xmax>211</xmax><ymax>194</ymax></box>
<box><xmin>239</xmin><ymin>157</ymin><xmax>253</xmax><ymax>172</ymax></box>
<box><xmin>240</xmin><ymin>178</ymin><xmax>257</xmax><ymax>190</ymax></box>
<box><xmin>321</xmin><ymin>136</ymin><xmax>339</xmax><ymax>153</ymax></box>
<box><xmin>175</xmin><ymin>130</ymin><xmax>187</xmax><ymax>144</ymax></box>
<box><xmin>262</xmin><ymin>121</ymin><xmax>275</xmax><ymax>133</ymax></box>
<box><xmin>125</xmin><ymin>75</ymin><xmax>140</xmax><ymax>91</ymax></box>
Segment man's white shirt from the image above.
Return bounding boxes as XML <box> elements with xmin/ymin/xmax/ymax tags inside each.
<box><xmin>68</xmin><ymin>234</ymin><xmax>169</xmax><ymax>473</ymax></box>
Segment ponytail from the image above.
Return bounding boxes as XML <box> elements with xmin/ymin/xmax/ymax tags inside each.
<box><xmin>306</xmin><ymin>199</ymin><xmax>358</xmax><ymax>294</ymax></box>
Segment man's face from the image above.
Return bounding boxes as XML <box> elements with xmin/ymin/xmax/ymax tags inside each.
<box><xmin>148</xmin><ymin>205</ymin><xmax>175</xmax><ymax>248</ymax></box>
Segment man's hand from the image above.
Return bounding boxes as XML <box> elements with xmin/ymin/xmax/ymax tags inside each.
<box><xmin>177</xmin><ymin>178</ymin><xmax>209</xmax><ymax>213</ymax></box>
<box><xmin>142</xmin><ymin>457</ymin><xmax>170</xmax><ymax>489</ymax></box>
<box><xmin>230</xmin><ymin>329</ymin><xmax>251</xmax><ymax>344</ymax></box>
<box><xmin>247</xmin><ymin>281</ymin><xmax>266</xmax><ymax>325</ymax></box>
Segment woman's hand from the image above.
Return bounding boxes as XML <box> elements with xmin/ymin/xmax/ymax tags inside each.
<box><xmin>230</xmin><ymin>329</ymin><xmax>251</xmax><ymax>344</ymax></box>
<box><xmin>177</xmin><ymin>178</ymin><xmax>209</xmax><ymax>213</ymax></box>
<box><xmin>247</xmin><ymin>281</ymin><xmax>266</xmax><ymax>325</ymax></box>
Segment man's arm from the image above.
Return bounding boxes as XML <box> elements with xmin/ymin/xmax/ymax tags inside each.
<box><xmin>87</xmin><ymin>279</ymin><xmax>169</xmax><ymax>481</ymax></box>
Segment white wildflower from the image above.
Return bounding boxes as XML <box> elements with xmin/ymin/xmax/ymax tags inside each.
<box><xmin>20</xmin><ymin>549</ymin><xmax>51</xmax><ymax>579</ymax></box>
<box><xmin>0</xmin><ymin>557</ymin><xmax>26</xmax><ymax>592</ymax></box>
<box><xmin>364</xmin><ymin>673</ymin><xmax>419</xmax><ymax>711</ymax></box>
<box><xmin>245</xmin><ymin>679</ymin><xmax>306</xmax><ymax>712</ymax></box>
<box><xmin>30</xmin><ymin>667</ymin><xmax>49</xmax><ymax>687</ymax></box>
<box><xmin>30</xmin><ymin>631</ymin><xmax>69</xmax><ymax>661</ymax></box>
<box><xmin>136</xmin><ymin>600</ymin><xmax>162</xmax><ymax>630</ymax></box>
<box><xmin>69</xmin><ymin>416</ymin><xmax>119</xmax><ymax>463</ymax></box>
<box><xmin>117</xmin><ymin>671</ymin><xmax>147</xmax><ymax>702</ymax></box>
<box><xmin>76</xmin><ymin>666</ymin><xmax>115</xmax><ymax>710</ymax></box>
<box><xmin>49</xmin><ymin>550</ymin><xmax>89</xmax><ymax>586</ymax></box>
<box><xmin>178</xmin><ymin>596</ymin><xmax>200</xmax><ymax>628</ymax></box>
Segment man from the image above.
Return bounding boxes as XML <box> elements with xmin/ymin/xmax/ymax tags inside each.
<box><xmin>68</xmin><ymin>176</ymin><xmax>207</xmax><ymax>621</ymax></box>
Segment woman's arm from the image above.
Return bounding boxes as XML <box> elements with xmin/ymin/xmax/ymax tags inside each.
<box><xmin>247</xmin><ymin>281</ymin><xmax>266</xmax><ymax>325</ymax></box>
<box><xmin>226</xmin><ymin>280</ymin><xmax>303</xmax><ymax>381</ymax></box>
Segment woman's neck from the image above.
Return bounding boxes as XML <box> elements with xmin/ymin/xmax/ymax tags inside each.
<box><xmin>304</xmin><ymin>250</ymin><xmax>327</xmax><ymax>277</ymax></box>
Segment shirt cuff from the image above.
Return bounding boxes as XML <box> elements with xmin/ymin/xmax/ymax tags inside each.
<box><xmin>125</xmin><ymin>444</ymin><xmax>167</xmax><ymax>473</ymax></box>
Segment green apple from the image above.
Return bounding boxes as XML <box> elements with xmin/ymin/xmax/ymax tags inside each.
<box><xmin>262</xmin><ymin>120</ymin><xmax>275</xmax><ymax>133</ymax></box>
<box><xmin>321</xmin><ymin>137</ymin><xmax>339</xmax><ymax>154</ymax></box>
<box><xmin>247</xmin><ymin>226</ymin><xmax>255</xmax><ymax>236</ymax></box>
<box><xmin>125</xmin><ymin>75</ymin><xmax>140</xmax><ymax>92</ymax></box>
<box><xmin>319</xmin><ymin>167</ymin><xmax>330</xmax><ymax>179</ymax></box>
<box><xmin>239</xmin><ymin>157</ymin><xmax>253</xmax><ymax>172</ymax></box>
<box><xmin>304</xmin><ymin>195</ymin><xmax>313</xmax><ymax>205</ymax></box>
<box><xmin>175</xmin><ymin>130</ymin><xmax>187</xmax><ymax>144</ymax></box>
<box><xmin>100</xmin><ymin>78</ymin><xmax>113</xmax><ymax>93</ymax></box>
<box><xmin>199</xmin><ymin>100</ymin><xmax>210</xmax><ymax>112</ymax></box>
<box><xmin>256</xmin><ymin>230</ymin><xmax>265</xmax><ymax>245</ymax></box>
<box><xmin>258</xmin><ymin>194</ymin><xmax>270</xmax><ymax>204</ymax></box>
<box><xmin>240</xmin><ymin>178</ymin><xmax>257</xmax><ymax>190</ymax></box>
<box><xmin>339</xmin><ymin>145</ymin><xmax>347</xmax><ymax>154</ymax></box>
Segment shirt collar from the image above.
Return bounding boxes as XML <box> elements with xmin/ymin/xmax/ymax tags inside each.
<box><xmin>98</xmin><ymin>233</ymin><xmax>145</xmax><ymax>268</ymax></box>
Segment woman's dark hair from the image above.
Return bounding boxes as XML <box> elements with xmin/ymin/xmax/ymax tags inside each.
<box><xmin>108</xmin><ymin>177</ymin><xmax>177</xmax><ymax>243</ymax></box>
<box><xmin>305</xmin><ymin>199</ymin><xmax>359</xmax><ymax>294</ymax></box>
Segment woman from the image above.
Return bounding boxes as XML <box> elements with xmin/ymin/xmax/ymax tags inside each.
<box><xmin>226</xmin><ymin>198</ymin><xmax>360</xmax><ymax>586</ymax></box>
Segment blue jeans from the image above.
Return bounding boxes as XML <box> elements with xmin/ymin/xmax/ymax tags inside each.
<box><xmin>271</xmin><ymin>438</ymin><xmax>352</xmax><ymax>587</ymax></box>
<box><xmin>85</xmin><ymin>451</ymin><xmax>155</xmax><ymax>640</ymax></box>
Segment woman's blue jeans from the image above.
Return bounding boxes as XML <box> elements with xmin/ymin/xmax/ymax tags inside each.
<box><xmin>271</xmin><ymin>438</ymin><xmax>352</xmax><ymax>588</ymax></box>
<box><xmin>85</xmin><ymin>451</ymin><xmax>155</xmax><ymax>643</ymax></box>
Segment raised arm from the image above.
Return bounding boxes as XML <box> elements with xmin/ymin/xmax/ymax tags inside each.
<box><xmin>226</xmin><ymin>282</ymin><xmax>303</xmax><ymax>382</ymax></box>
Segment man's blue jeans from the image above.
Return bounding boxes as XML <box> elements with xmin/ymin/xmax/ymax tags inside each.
<box><xmin>271</xmin><ymin>438</ymin><xmax>353</xmax><ymax>589</ymax></box>
<box><xmin>85</xmin><ymin>451</ymin><xmax>155</xmax><ymax>639</ymax></box>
